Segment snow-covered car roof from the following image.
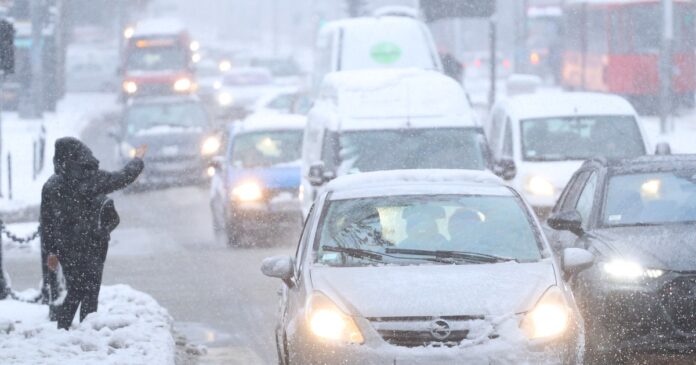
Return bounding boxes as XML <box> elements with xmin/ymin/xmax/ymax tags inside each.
<box><xmin>133</xmin><ymin>18</ymin><xmax>187</xmax><ymax>36</ymax></box>
<box><xmin>566</xmin><ymin>0</ymin><xmax>693</xmax><ymax>5</ymax></box>
<box><xmin>238</xmin><ymin>113</ymin><xmax>306</xmax><ymax>132</ymax></box>
<box><xmin>325</xmin><ymin>169</ymin><xmax>509</xmax><ymax>200</ymax></box>
<box><xmin>500</xmin><ymin>92</ymin><xmax>638</xmax><ymax>121</ymax></box>
<box><xmin>318</xmin><ymin>68</ymin><xmax>476</xmax><ymax>128</ymax></box>
<box><xmin>127</xmin><ymin>95</ymin><xmax>201</xmax><ymax>106</ymax></box>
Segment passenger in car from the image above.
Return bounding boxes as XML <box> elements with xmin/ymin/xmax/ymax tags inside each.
<box><xmin>447</xmin><ymin>208</ymin><xmax>486</xmax><ymax>251</ymax></box>
<box><xmin>398</xmin><ymin>206</ymin><xmax>447</xmax><ymax>249</ymax></box>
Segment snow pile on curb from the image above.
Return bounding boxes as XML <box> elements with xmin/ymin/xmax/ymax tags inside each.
<box><xmin>0</xmin><ymin>285</ymin><xmax>175</xmax><ymax>365</ymax></box>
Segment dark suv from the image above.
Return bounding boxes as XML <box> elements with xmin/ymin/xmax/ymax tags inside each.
<box><xmin>545</xmin><ymin>155</ymin><xmax>696</xmax><ymax>363</ymax></box>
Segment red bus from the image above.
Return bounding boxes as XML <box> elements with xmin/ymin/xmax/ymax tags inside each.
<box><xmin>561</xmin><ymin>0</ymin><xmax>696</xmax><ymax>110</ymax></box>
<box><xmin>121</xmin><ymin>20</ymin><xmax>196</xmax><ymax>99</ymax></box>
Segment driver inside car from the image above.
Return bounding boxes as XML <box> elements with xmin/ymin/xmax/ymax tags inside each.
<box><xmin>398</xmin><ymin>205</ymin><xmax>447</xmax><ymax>250</ymax></box>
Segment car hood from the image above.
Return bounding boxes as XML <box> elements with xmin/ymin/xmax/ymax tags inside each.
<box><xmin>591</xmin><ymin>224</ymin><xmax>696</xmax><ymax>271</ymax></box>
<box><xmin>227</xmin><ymin>165</ymin><xmax>300</xmax><ymax>190</ymax></box>
<box><xmin>125</xmin><ymin>128</ymin><xmax>207</xmax><ymax>158</ymax></box>
<box><xmin>310</xmin><ymin>261</ymin><xmax>557</xmax><ymax>318</ymax></box>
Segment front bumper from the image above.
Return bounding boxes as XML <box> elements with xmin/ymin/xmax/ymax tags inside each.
<box><xmin>228</xmin><ymin>194</ymin><xmax>302</xmax><ymax>230</ymax></box>
<box><xmin>289</xmin><ymin>317</ymin><xmax>580</xmax><ymax>365</ymax></box>
<box><xmin>136</xmin><ymin>157</ymin><xmax>209</xmax><ymax>186</ymax></box>
<box><xmin>581</xmin><ymin>270</ymin><xmax>696</xmax><ymax>354</ymax></box>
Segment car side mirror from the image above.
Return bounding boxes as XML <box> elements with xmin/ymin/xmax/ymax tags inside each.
<box><xmin>308</xmin><ymin>162</ymin><xmax>335</xmax><ymax>186</ymax></box>
<box><xmin>261</xmin><ymin>255</ymin><xmax>295</xmax><ymax>288</ymax></box>
<box><xmin>494</xmin><ymin>158</ymin><xmax>516</xmax><ymax>181</ymax></box>
<box><xmin>655</xmin><ymin>142</ymin><xmax>671</xmax><ymax>155</ymax></box>
<box><xmin>548</xmin><ymin>210</ymin><xmax>584</xmax><ymax>236</ymax></box>
<box><xmin>562</xmin><ymin>247</ymin><xmax>594</xmax><ymax>276</ymax></box>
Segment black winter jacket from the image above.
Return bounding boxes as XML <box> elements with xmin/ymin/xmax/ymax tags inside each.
<box><xmin>40</xmin><ymin>137</ymin><xmax>143</xmax><ymax>265</ymax></box>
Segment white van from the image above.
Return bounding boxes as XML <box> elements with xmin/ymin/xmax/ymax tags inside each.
<box><xmin>312</xmin><ymin>15</ymin><xmax>442</xmax><ymax>92</ymax></box>
<box><xmin>301</xmin><ymin>69</ymin><xmax>497</xmax><ymax>215</ymax></box>
<box><xmin>486</xmin><ymin>92</ymin><xmax>651</xmax><ymax>215</ymax></box>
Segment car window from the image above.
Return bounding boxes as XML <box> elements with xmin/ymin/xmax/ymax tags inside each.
<box><xmin>555</xmin><ymin>171</ymin><xmax>590</xmax><ymax>213</ymax></box>
<box><xmin>315</xmin><ymin>194</ymin><xmax>543</xmax><ymax>266</ymax></box>
<box><xmin>575</xmin><ymin>171</ymin><xmax>598</xmax><ymax>227</ymax></box>
<box><xmin>295</xmin><ymin>204</ymin><xmax>315</xmax><ymax>276</ymax></box>
<box><xmin>603</xmin><ymin>171</ymin><xmax>696</xmax><ymax>226</ymax></box>
<box><xmin>487</xmin><ymin>107</ymin><xmax>505</xmax><ymax>157</ymax></box>
<box><xmin>520</xmin><ymin>116</ymin><xmax>645</xmax><ymax>161</ymax></box>
<box><xmin>231</xmin><ymin>130</ymin><xmax>303</xmax><ymax>168</ymax></box>
<box><xmin>338</xmin><ymin>128</ymin><xmax>488</xmax><ymax>173</ymax></box>
<box><xmin>125</xmin><ymin>102</ymin><xmax>208</xmax><ymax>135</ymax></box>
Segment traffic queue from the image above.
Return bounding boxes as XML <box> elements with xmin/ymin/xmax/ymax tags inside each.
<box><xmin>110</xmin><ymin>8</ymin><xmax>696</xmax><ymax>365</ymax></box>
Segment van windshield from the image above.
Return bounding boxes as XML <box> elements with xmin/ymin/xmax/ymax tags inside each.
<box><xmin>520</xmin><ymin>116</ymin><xmax>645</xmax><ymax>161</ymax></box>
<box><xmin>337</xmin><ymin>128</ymin><xmax>488</xmax><ymax>173</ymax></box>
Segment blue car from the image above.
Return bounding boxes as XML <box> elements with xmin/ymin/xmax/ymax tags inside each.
<box><xmin>209</xmin><ymin>114</ymin><xmax>306</xmax><ymax>247</ymax></box>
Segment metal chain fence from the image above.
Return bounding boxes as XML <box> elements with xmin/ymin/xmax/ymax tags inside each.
<box><xmin>0</xmin><ymin>219</ymin><xmax>42</xmax><ymax>302</ymax></box>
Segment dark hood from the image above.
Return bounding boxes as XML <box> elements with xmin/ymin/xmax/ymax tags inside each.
<box><xmin>591</xmin><ymin>224</ymin><xmax>696</xmax><ymax>271</ymax></box>
<box><xmin>53</xmin><ymin>137</ymin><xmax>99</xmax><ymax>181</ymax></box>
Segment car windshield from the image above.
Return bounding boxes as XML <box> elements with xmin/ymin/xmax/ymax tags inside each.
<box><xmin>603</xmin><ymin>171</ymin><xmax>696</xmax><ymax>226</ymax></box>
<box><xmin>520</xmin><ymin>116</ymin><xmax>645</xmax><ymax>161</ymax></box>
<box><xmin>337</xmin><ymin>128</ymin><xmax>488</xmax><ymax>173</ymax></box>
<box><xmin>231</xmin><ymin>130</ymin><xmax>303</xmax><ymax>168</ymax></box>
<box><xmin>125</xmin><ymin>102</ymin><xmax>208</xmax><ymax>135</ymax></box>
<box><xmin>315</xmin><ymin>195</ymin><xmax>542</xmax><ymax>267</ymax></box>
<box><xmin>250</xmin><ymin>59</ymin><xmax>301</xmax><ymax>77</ymax></box>
<box><xmin>126</xmin><ymin>46</ymin><xmax>188</xmax><ymax>71</ymax></box>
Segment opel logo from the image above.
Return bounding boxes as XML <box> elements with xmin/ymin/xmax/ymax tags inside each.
<box><xmin>429</xmin><ymin>319</ymin><xmax>452</xmax><ymax>340</ymax></box>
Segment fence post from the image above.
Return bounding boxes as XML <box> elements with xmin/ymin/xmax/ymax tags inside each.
<box><xmin>0</xmin><ymin>220</ymin><xmax>8</xmax><ymax>299</ymax></box>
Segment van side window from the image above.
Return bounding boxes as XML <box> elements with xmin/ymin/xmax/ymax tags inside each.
<box><xmin>488</xmin><ymin>108</ymin><xmax>505</xmax><ymax>158</ymax></box>
<box><xmin>321</xmin><ymin>132</ymin><xmax>339</xmax><ymax>171</ymax></box>
<box><xmin>502</xmin><ymin>118</ymin><xmax>513</xmax><ymax>158</ymax></box>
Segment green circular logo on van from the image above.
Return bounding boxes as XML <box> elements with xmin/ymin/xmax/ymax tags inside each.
<box><xmin>370</xmin><ymin>42</ymin><xmax>402</xmax><ymax>64</ymax></box>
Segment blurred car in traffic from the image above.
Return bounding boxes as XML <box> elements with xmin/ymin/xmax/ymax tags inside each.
<box><xmin>66</xmin><ymin>44</ymin><xmax>119</xmax><ymax>92</ymax></box>
<box><xmin>546</xmin><ymin>155</ymin><xmax>696</xmax><ymax>364</ymax></box>
<box><xmin>486</xmin><ymin>92</ymin><xmax>651</xmax><ymax>216</ymax></box>
<box><xmin>209</xmin><ymin>113</ymin><xmax>305</xmax><ymax>247</ymax></box>
<box><xmin>301</xmin><ymin>69</ymin><xmax>505</xmax><ymax>216</ymax></box>
<box><xmin>120</xmin><ymin>19</ymin><xmax>196</xmax><ymax>100</ymax></box>
<box><xmin>249</xmin><ymin>57</ymin><xmax>305</xmax><ymax>87</ymax></box>
<box><xmin>113</xmin><ymin>96</ymin><xmax>218</xmax><ymax>189</ymax></box>
<box><xmin>313</xmin><ymin>12</ymin><xmax>442</xmax><ymax>93</ymax></box>
<box><xmin>195</xmin><ymin>58</ymin><xmax>225</xmax><ymax>105</ymax></box>
<box><xmin>253</xmin><ymin>87</ymin><xmax>312</xmax><ymax>115</ymax></box>
<box><xmin>263</xmin><ymin>170</ymin><xmax>586</xmax><ymax>365</ymax></box>
<box><xmin>214</xmin><ymin>67</ymin><xmax>277</xmax><ymax>120</ymax></box>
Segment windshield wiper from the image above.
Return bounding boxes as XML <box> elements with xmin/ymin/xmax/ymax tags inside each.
<box><xmin>384</xmin><ymin>248</ymin><xmax>516</xmax><ymax>264</ymax></box>
<box><xmin>322</xmin><ymin>245</ymin><xmax>384</xmax><ymax>261</ymax></box>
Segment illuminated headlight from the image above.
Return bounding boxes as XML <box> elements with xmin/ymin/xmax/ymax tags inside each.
<box><xmin>173</xmin><ymin>77</ymin><xmax>193</xmax><ymax>92</ymax></box>
<box><xmin>201</xmin><ymin>136</ymin><xmax>221</xmax><ymax>156</ymax></box>
<box><xmin>123</xmin><ymin>26</ymin><xmax>135</xmax><ymax>39</ymax></box>
<box><xmin>306</xmin><ymin>292</ymin><xmax>364</xmax><ymax>344</ymax></box>
<box><xmin>192</xmin><ymin>53</ymin><xmax>202</xmax><ymax>63</ymax></box>
<box><xmin>219</xmin><ymin>60</ymin><xmax>232</xmax><ymax>72</ymax></box>
<box><xmin>218</xmin><ymin>92</ymin><xmax>233</xmax><ymax>106</ymax></box>
<box><xmin>231</xmin><ymin>182</ymin><xmax>263</xmax><ymax>202</ymax></box>
<box><xmin>521</xmin><ymin>286</ymin><xmax>570</xmax><ymax>340</ymax></box>
<box><xmin>123</xmin><ymin>81</ymin><xmax>138</xmax><ymax>94</ymax></box>
<box><xmin>206</xmin><ymin>166</ymin><xmax>216</xmax><ymax>177</ymax></box>
<box><xmin>189</xmin><ymin>41</ymin><xmax>200</xmax><ymax>52</ymax></box>
<box><xmin>603</xmin><ymin>260</ymin><xmax>664</xmax><ymax>281</ymax></box>
<box><xmin>120</xmin><ymin>142</ymin><xmax>136</xmax><ymax>158</ymax></box>
<box><xmin>213</xmin><ymin>81</ymin><xmax>222</xmax><ymax>90</ymax></box>
<box><xmin>525</xmin><ymin>175</ymin><xmax>555</xmax><ymax>197</ymax></box>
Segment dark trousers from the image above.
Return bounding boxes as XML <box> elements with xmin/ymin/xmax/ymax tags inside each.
<box><xmin>57</xmin><ymin>261</ymin><xmax>104</xmax><ymax>330</ymax></box>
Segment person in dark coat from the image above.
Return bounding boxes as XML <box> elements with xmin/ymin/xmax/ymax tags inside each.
<box><xmin>40</xmin><ymin>137</ymin><xmax>146</xmax><ymax>330</ymax></box>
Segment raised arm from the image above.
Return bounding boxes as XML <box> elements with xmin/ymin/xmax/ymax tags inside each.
<box><xmin>81</xmin><ymin>158</ymin><xmax>145</xmax><ymax>196</ymax></box>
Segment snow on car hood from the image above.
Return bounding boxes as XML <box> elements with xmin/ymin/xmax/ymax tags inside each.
<box><xmin>310</xmin><ymin>261</ymin><xmax>557</xmax><ymax>318</ymax></box>
<box><xmin>592</xmin><ymin>224</ymin><xmax>696</xmax><ymax>271</ymax></box>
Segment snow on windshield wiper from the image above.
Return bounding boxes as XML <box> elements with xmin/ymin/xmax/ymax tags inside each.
<box><xmin>384</xmin><ymin>248</ymin><xmax>516</xmax><ymax>264</ymax></box>
<box><xmin>322</xmin><ymin>245</ymin><xmax>384</xmax><ymax>261</ymax></box>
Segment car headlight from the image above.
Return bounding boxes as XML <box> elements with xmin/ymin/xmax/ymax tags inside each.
<box><xmin>120</xmin><ymin>142</ymin><xmax>136</xmax><ymax>158</ymax></box>
<box><xmin>201</xmin><ymin>136</ymin><xmax>221</xmax><ymax>156</ymax></box>
<box><xmin>521</xmin><ymin>286</ymin><xmax>570</xmax><ymax>340</ymax></box>
<box><xmin>525</xmin><ymin>175</ymin><xmax>555</xmax><ymax>197</ymax></box>
<box><xmin>231</xmin><ymin>181</ymin><xmax>263</xmax><ymax>202</ymax></box>
<box><xmin>173</xmin><ymin>77</ymin><xmax>193</xmax><ymax>92</ymax></box>
<box><xmin>218</xmin><ymin>92</ymin><xmax>233</xmax><ymax>106</ymax></box>
<box><xmin>602</xmin><ymin>259</ymin><xmax>664</xmax><ymax>281</ymax></box>
<box><xmin>123</xmin><ymin>81</ymin><xmax>138</xmax><ymax>94</ymax></box>
<box><xmin>213</xmin><ymin>81</ymin><xmax>222</xmax><ymax>90</ymax></box>
<box><xmin>306</xmin><ymin>292</ymin><xmax>364</xmax><ymax>344</ymax></box>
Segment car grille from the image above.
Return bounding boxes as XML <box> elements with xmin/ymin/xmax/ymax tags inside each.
<box><xmin>136</xmin><ymin>82</ymin><xmax>174</xmax><ymax>96</ymax></box>
<box><xmin>661</xmin><ymin>276</ymin><xmax>696</xmax><ymax>333</ymax></box>
<box><xmin>367</xmin><ymin>315</ymin><xmax>496</xmax><ymax>348</ymax></box>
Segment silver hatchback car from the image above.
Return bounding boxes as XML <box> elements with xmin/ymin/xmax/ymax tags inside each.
<box><xmin>262</xmin><ymin>170</ymin><xmax>590</xmax><ymax>365</ymax></box>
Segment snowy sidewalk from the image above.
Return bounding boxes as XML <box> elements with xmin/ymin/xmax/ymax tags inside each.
<box><xmin>0</xmin><ymin>93</ymin><xmax>119</xmax><ymax>218</ymax></box>
<box><xmin>0</xmin><ymin>285</ymin><xmax>176</xmax><ymax>365</ymax></box>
